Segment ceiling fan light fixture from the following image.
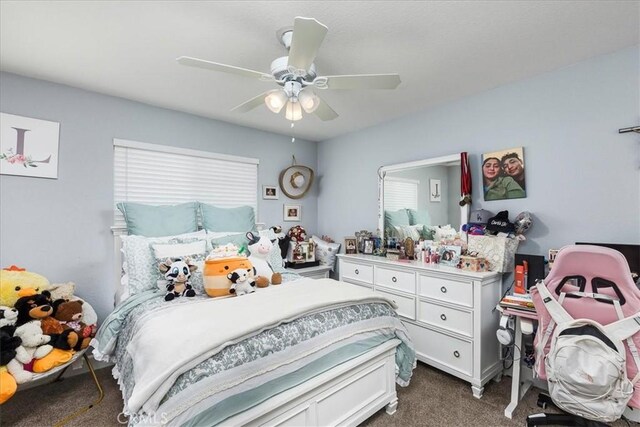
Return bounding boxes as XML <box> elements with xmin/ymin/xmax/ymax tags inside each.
<box><xmin>298</xmin><ymin>89</ymin><xmax>320</xmax><ymax>113</ymax></box>
<box><xmin>264</xmin><ymin>90</ymin><xmax>288</xmax><ymax>113</ymax></box>
<box><xmin>285</xmin><ymin>100</ymin><xmax>303</xmax><ymax>121</ymax></box>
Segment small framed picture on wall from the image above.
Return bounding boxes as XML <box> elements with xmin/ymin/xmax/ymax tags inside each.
<box><xmin>284</xmin><ymin>204</ymin><xmax>301</xmax><ymax>221</ymax></box>
<box><xmin>263</xmin><ymin>185</ymin><xmax>278</xmax><ymax>200</ymax></box>
<box><xmin>430</xmin><ymin>179</ymin><xmax>441</xmax><ymax>202</ymax></box>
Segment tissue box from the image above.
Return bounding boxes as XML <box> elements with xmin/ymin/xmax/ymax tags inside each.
<box><xmin>459</xmin><ymin>255</ymin><xmax>490</xmax><ymax>272</ymax></box>
<box><xmin>467</xmin><ymin>235</ymin><xmax>519</xmax><ymax>273</ymax></box>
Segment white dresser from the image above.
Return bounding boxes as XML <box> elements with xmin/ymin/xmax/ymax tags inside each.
<box><xmin>337</xmin><ymin>253</ymin><xmax>502</xmax><ymax>398</ymax></box>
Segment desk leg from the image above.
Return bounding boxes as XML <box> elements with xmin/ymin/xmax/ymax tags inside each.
<box><xmin>504</xmin><ymin>317</ymin><xmax>527</xmax><ymax>419</ymax></box>
<box><xmin>52</xmin><ymin>353</ymin><xmax>104</xmax><ymax>427</ymax></box>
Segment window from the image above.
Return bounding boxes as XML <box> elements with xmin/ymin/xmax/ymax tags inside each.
<box><xmin>113</xmin><ymin>139</ymin><xmax>258</xmax><ymax>229</ymax></box>
<box><xmin>384</xmin><ymin>177</ymin><xmax>418</xmax><ymax>211</ymax></box>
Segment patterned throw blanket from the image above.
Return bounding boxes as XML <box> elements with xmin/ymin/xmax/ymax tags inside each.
<box><xmin>93</xmin><ymin>278</ymin><xmax>416</xmax><ymax>424</ymax></box>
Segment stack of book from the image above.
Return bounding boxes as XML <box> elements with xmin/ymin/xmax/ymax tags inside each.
<box><xmin>499</xmin><ymin>293</ymin><xmax>536</xmax><ymax>313</ymax></box>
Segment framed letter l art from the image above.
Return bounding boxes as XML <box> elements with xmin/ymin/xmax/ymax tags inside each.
<box><xmin>0</xmin><ymin>113</ymin><xmax>60</xmax><ymax>179</ymax></box>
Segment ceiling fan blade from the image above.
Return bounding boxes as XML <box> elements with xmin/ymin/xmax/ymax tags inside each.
<box><xmin>231</xmin><ymin>91</ymin><xmax>274</xmax><ymax>113</ymax></box>
<box><xmin>314</xmin><ymin>74</ymin><xmax>401</xmax><ymax>90</ymax></box>
<box><xmin>177</xmin><ymin>56</ymin><xmax>273</xmax><ymax>81</ymax></box>
<box><xmin>313</xmin><ymin>95</ymin><xmax>338</xmax><ymax>121</ymax></box>
<box><xmin>287</xmin><ymin>17</ymin><xmax>328</xmax><ymax>73</ymax></box>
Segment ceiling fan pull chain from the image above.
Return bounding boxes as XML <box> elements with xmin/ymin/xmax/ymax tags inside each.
<box><xmin>291</xmin><ymin>122</ymin><xmax>296</xmax><ymax>143</ymax></box>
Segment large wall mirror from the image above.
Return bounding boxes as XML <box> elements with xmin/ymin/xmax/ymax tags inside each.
<box><xmin>378</xmin><ymin>154</ymin><xmax>469</xmax><ymax>240</ymax></box>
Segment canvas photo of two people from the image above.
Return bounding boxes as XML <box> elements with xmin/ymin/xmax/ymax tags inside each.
<box><xmin>482</xmin><ymin>147</ymin><xmax>526</xmax><ymax>201</ymax></box>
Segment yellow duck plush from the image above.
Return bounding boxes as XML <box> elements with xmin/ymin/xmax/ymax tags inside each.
<box><xmin>0</xmin><ymin>266</ymin><xmax>50</xmax><ymax>308</ymax></box>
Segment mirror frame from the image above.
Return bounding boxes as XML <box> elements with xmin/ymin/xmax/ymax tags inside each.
<box><xmin>378</xmin><ymin>153</ymin><xmax>469</xmax><ymax>238</ymax></box>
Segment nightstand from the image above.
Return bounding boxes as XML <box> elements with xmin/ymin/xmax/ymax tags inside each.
<box><xmin>286</xmin><ymin>264</ymin><xmax>332</xmax><ymax>279</ymax></box>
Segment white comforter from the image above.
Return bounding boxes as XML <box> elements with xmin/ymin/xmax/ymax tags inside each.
<box><xmin>125</xmin><ymin>278</ymin><xmax>396</xmax><ymax>414</ymax></box>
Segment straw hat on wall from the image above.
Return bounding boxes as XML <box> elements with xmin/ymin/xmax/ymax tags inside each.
<box><xmin>279</xmin><ymin>156</ymin><xmax>314</xmax><ymax>199</ymax></box>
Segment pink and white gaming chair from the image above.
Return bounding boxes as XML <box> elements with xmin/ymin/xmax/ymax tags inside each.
<box><xmin>530</xmin><ymin>245</ymin><xmax>640</xmax><ymax>409</ymax></box>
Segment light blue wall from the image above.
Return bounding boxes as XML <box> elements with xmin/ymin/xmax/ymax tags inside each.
<box><xmin>0</xmin><ymin>72</ymin><xmax>318</xmax><ymax>321</ymax></box>
<box><xmin>318</xmin><ymin>47</ymin><xmax>640</xmax><ymax>256</ymax></box>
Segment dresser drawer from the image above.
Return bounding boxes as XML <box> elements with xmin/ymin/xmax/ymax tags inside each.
<box><xmin>405</xmin><ymin>322</ymin><xmax>472</xmax><ymax>377</ymax></box>
<box><xmin>341</xmin><ymin>261</ymin><xmax>373</xmax><ymax>284</ymax></box>
<box><xmin>375</xmin><ymin>288</ymin><xmax>416</xmax><ymax>320</ymax></box>
<box><xmin>375</xmin><ymin>266</ymin><xmax>415</xmax><ymax>294</ymax></box>
<box><xmin>419</xmin><ymin>275</ymin><xmax>473</xmax><ymax>308</ymax></box>
<box><xmin>418</xmin><ymin>300</ymin><xmax>473</xmax><ymax>338</ymax></box>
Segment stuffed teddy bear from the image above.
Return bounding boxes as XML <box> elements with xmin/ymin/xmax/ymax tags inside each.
<box><xmin>0</xmin><ymin>266</ymin><xmax>50</xmax><ymax>307</ymax></box>
<box><xmin>227</xmin><ymin>268</ymin><xmax>256</xmax><ymax>296</ymax></box>
<box><xmin>14</xmin><ymin>292</ymin><xmax>79</xmax><ymax>350</ymax></box>
<box><xmin>52</xmin><ymin>300</ymin><xmax>93</xmax><ymax>350</ymax></box>
<box><xmin>1</xmin><ymin>306</ymin><xmax>33</xmax><ymax>384</ymax></box>
<box><xmin>246</xmin><ymin>232</ymin><xmax>282</xmax><ymax>286</ymax></box>
<box><xmin>48</xmin><ymin>282</ymin><xmax>76</xmax><ymax>301</ymax></box>
<box><xmin>158</xmin><ymin>258</ymin><xmax>197</xmax><ymax>301</ymax></box>
<box><xmin>13</xmin><ymin>321</ymin><xmax>53</xmax><ymax>370</ymax></box>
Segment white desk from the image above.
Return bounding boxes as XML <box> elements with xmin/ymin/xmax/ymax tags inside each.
<box><xmin>503</xmin><ymin>313</ymin><xmax>536</xmax><ymax>418</ymax></box>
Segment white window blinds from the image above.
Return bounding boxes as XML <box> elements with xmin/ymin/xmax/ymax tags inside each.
<box><xmin>113</xmin><ymin>139</ymin><xmax>258</xmax><ymax>229</ymax></box>
<box><xmin>384</xmin><ymin>177</ymin><xmax>418</xmax><ymax>211</ymax></box>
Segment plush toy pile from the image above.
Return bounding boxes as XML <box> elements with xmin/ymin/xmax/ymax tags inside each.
<box><xmin>0</xmin><ymin>266</ymin><xmax>97</xmax><ymax>404</ymax></box>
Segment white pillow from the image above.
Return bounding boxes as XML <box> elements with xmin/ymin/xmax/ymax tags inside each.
<box><xmin>311</xmin><ymin>235</ymin><xmax>341</xmax><ymax>271</ymax></box>
<box><xmin>394</xmin><ymin>225</ymin><xmax>420</xmax><ymax>241</ymax></box>
<box><xmin>152</xmin><ymin>240</ymin><xmax>207</xmax><ymax>294</ymax></box>
<box><xmin>120</xmin><ymin>230</ymin><xmax>206</xmax><ymax>298</ymax></box>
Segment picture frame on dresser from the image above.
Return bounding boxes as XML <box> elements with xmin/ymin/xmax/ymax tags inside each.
<box><xmin>363</xmin><ymin>239</ymin><xmax>375</xmax><ymax>254</ymax></box>
<box><xmin>345</xmin><ymin>237</ymin><xmax>358</xmax><ymax>254</ymax></box>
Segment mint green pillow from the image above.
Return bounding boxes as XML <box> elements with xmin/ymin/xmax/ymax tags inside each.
<box><xmin>384</xmin><ymin>209</ymin><xmax>410</xmax><ymax>228</ymax></box>
<box><xmin>408</xmin><ymin>209</ymin><xmax>431</xmax><ymax>226</ymax></box>
<box><xmin>208</xmin><ymin>233</ymin><xmax>249</xmax><ymax>251</ymax></box>
<box><xmin>117</xmin><ymin>202</ymin><xmax>198</xmax><ymax>237</ymax></box>
<box><xmin>200</xmin><ymin>203</ymin><xmax>256</xmax><ymax>232</ymax></box>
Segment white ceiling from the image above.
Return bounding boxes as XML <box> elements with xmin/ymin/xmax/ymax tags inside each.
<box><xmin>1</xmin><ymin>1</ymin><xmax>638</xmax><ymax>142</ymax></box>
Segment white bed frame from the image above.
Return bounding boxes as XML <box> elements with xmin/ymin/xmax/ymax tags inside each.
<box><xmin>111</xmin><ymin>228</ymin><xmax>401</xmax><ymax>426</ymax></box>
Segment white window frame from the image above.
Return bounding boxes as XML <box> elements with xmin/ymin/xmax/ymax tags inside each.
<box><xmin>113</xmin><ymin>138</ymin><xmax>259</xmax><ymax>232</ymax></box>
<box><xmin>382</xmin><ymin>176</ymin><xmax>419</xmax><ymax>212</ymax></box>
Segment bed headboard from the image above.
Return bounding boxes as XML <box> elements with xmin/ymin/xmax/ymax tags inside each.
<box><xmin>112</xmin><ymin>226</ymin><xmax>127</xmax><ymax>306</ymax></box>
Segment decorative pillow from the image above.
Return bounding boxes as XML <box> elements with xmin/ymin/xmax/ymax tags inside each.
<box><xmin>120</xmin><ymin>230</ymin><xmax>206</xmax><ymax>297</ymax></box>
<box><xmin>395</xmin><ymin>225</ymin><xmax>421</xmax><ymax>241</ymax></box>
<box><xmin>432</xmin><ymin>225</ymin><xmax>457</xmax><ymax>242</ymax></box>
<box><xmin>384</xmin><ymin>209</ymin><xmax>410</xmax><ymax>228</ymax></box>
<box><xmin>207</xmin><ymin>232</ymin><xmax>250</xmax><ymax>252</ymax></box>
<box><xmin>117</xmin><ymin>202</ymin><xmax>198</xmax><ymax>237</ymax></box>
<box><xmin>311</xmin><ymin>235</ymin><xmax>341</xmax><ymax>271</ymax></box>
<box><xmin>152</xmin><ymin>240</ymin><xmax>207</xmax><ymax>294</ymax></box>
<box><xmin>407</xmin><ymin>209</ymin><xmax>431</xmax><ymax>227</ymax></box>
<box><xmin>199</xmin><ymin>203</ymin><xmax>256</xmax><ymax>233</ymax></box>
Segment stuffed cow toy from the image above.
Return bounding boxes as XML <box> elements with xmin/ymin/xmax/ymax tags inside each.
<box><xmin>158</xmin><ymin>258</ymin><xmax>198</xmax><ymax>301</ymax></box>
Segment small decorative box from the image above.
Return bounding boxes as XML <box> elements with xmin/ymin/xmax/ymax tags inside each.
<box><xmin>386</xmin><ymin>249</ymin><xmax>400</xmax><ymax>261</ymax></box>
<box><xmin>459</xmin><ymin>255</ymin><xmax>490</xmax><ymax>272</ymax></box>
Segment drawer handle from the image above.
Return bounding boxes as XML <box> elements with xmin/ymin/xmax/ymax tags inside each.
<box><xmin>392</xmin><ymin>276</ymin><xmax>397</xmax><ymax>283</ymax></box>
<box><xmin>440</xmin><ymin>314</ymin><xmax>447</xmax><ymax>321</ymax></box>
<box><xmin>453</xmin><ymin>351</ymin><xmax>460</xmax><ymax>358</ymax></box>
<box><xmin>440</xmin><ymin>286</ymin><xmax>447</xmax><ymax>293</ymax></box>
<box><xmin>355</xmin><ymin>269</ymin><xmax>359</xmax><ymax>275</ymax></box>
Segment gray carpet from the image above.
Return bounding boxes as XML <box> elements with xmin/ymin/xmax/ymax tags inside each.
<box><xmin>2</xmin><ymin>362</ymin><xmax>637</xmax><ymax>426</ymax></box>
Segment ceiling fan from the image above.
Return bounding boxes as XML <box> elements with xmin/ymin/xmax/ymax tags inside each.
<box><xmin>177</xmin><ymin>16</ymin><xmax>401</xmax><ymax>122</ymax></box>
